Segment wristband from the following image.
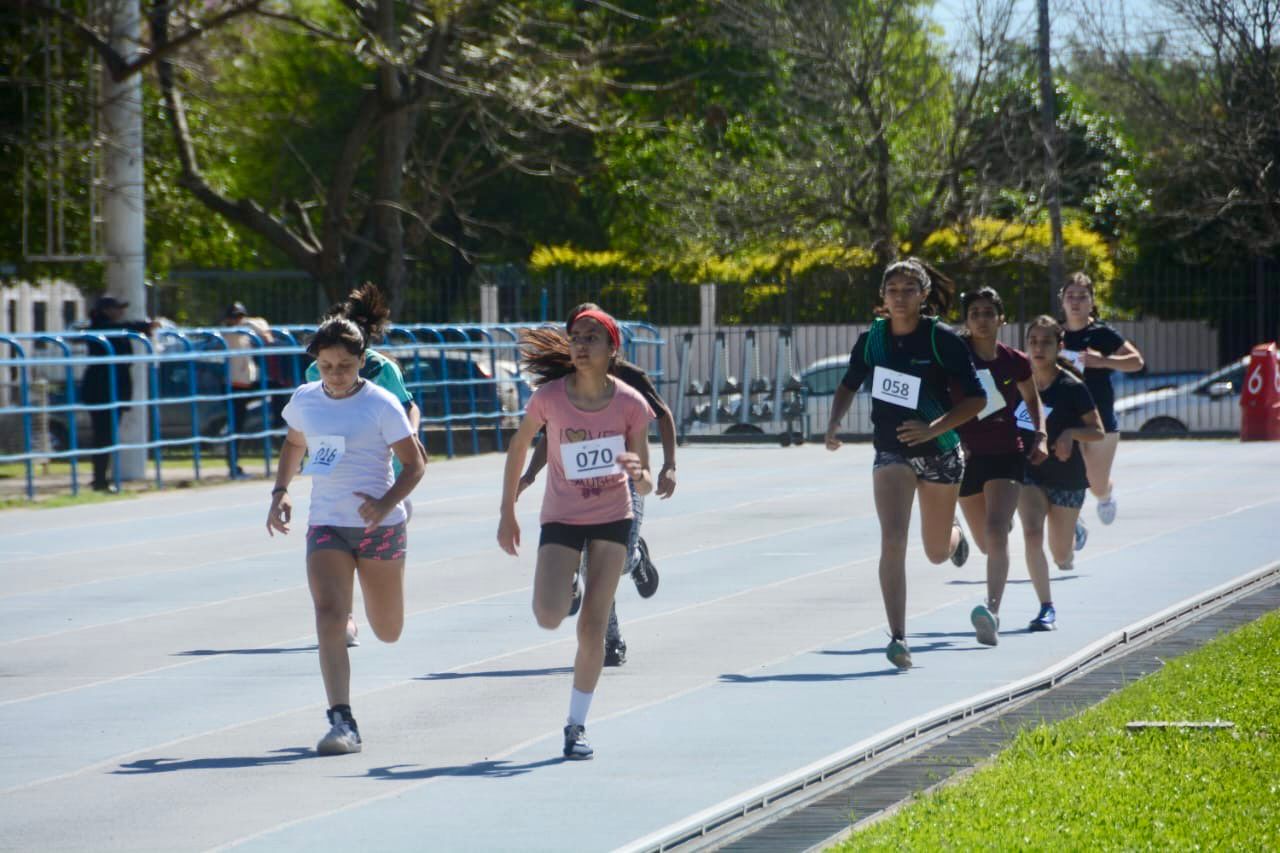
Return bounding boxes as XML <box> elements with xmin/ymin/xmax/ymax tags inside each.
<box><xmin>271</xmin><ymin>487</ymin><xmax>288</xmax><ymax>495</ymax></box>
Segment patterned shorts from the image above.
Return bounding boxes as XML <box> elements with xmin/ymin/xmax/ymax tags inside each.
<box><xmin>307</xmin><ymin>523</ymin><xmax>407</xmax><ymax>560</ymax></box>
<box><xmin>1025</xmin><ymin>481</ymin><xmax>1086</xmax><ymax>509</ymax></box>
<box><xmin>873</xmin><ymin>447</ymin><xmax>966</xmax><ymax>485</ymax></box>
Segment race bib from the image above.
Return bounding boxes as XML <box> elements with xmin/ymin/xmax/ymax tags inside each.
<box><xmin>302</xmin><ymin>435</ymin><xmax>345</xmax><ymax>476</ymax></box>
<box><xmin>561</xmin><ymin>434</ymin><xmax>626</xmax><ymax>481</ymax></box>
<box><xmin>1014</xmin><ymin>402</ymin><xmax>1051</xmax><ymax>432</ymax></box>
<box><xmin>975</xmin><ymin>369</ymin><xmax>1006</xmax><ymax>420</ymax></box>
<box><xmin>871</xmin><ymin>366</ymin><xmax>922</xmax><ymax>410</ymax></box>
<box><xmin>1061</xmin><ymin>349</ymin><xmax>1085</xmax><ymax>371</ymax></box>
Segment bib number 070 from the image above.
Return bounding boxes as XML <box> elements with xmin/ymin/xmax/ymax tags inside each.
<box><xmin>576</xmin><ymin>446</ymin><xmax>614</xmax><ymax>469</ymax></box>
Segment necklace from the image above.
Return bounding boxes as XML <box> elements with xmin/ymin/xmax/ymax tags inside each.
<box><xmin>322</xmin><ymin>378</ymin><xmax>363</xmax><ymax>399</ymax></box>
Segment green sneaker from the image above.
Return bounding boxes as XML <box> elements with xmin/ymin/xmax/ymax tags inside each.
<box><xmin>971</xmin><ymin>604</ymin><xmax>999</xmax><ymax>646</ymax></box>
<box><xmin>886</xmin><ymin>637</ymin><xmax>913</xmax><ymax>669</ymax></box>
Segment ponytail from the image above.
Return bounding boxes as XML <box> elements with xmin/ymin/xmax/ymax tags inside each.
<box><xmin>329</xmin><ymin>283</ymin><xmax>392</xmax><ymax>344</ymax></box>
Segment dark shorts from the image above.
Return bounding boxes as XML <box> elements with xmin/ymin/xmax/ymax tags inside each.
<box><xmin>307</xmin><ymin>523</ymin><xmax>407</xmax><ymax>560</ymax></box>
<box><xmin>874</xmin><ymin>448</ymin><xmax>965</xmax><ymax>485</ymax></box>
<box><xmin>1024</xmin><ymin>480</ymin><xmax>1086</xmax><ymax>509</ymax></box>
<box><xmin>540</xmin><ymin>519</ymin><xmax>632</xmax><ymax>552</ymax></box>
<box><xmin>960</xmin><ymin>452</ymin><xmax>1027</xmax><ymax>498</ymax></box>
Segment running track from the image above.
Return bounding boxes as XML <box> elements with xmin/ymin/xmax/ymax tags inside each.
<box><xmin>1</xmin><ymin>440</ymin><xmax>1278</xmax><ymax>851</ymax></box>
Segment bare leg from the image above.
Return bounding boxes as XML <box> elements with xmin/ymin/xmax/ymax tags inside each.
<box><xmin>307</xmin><ymin>550</ymin><xmax>357</xmax><ymax>707</ymax></box>
<box><xmin>1081</xmin><ymin>432</ymin><xmax>1120</xmax><ymax>500</ymax></box>
<box><xmin>872</xmin><ymin>464</ymin><xmax>916</xmax><ymax>639</ymax></box>
<box><xmin>959</xmin><ymin>493</ymin><xmax>990</xmax><ymax>556</ymax></box>
<box><xmin>978</xmin><ymin>480</ymin><xmax>1021</xmax><ymax>612</ymax></box>
<box><xmin>1017</xmin><ymin>485</ymin><xmax>1053</xmax><ymax>606</ymax></box>
<box><xmin>574</xmin><ymin>539</ymin><xmax>626</xmax><ymax>693</ymax></box>
<box><xmin>918</xmin><ymin>480</ymin><xmax>963</xmax><ymax>564</ymax></box>
<box><xmin>1047</xmin><ymin>504</ymin><xmax>1082</xmax><ymax>568</ymax></box>
<box><xmin>355</xmin><ymin>556</ymin><xmax>406</xmax><ymax>643</ymax></box>
<box><xmin>533</xmin><ymin>544</ymin><xmax>582</xmax><ymax>629</ymax></box>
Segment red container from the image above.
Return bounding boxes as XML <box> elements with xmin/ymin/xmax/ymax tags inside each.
<box><xmin>1241</xmin><ymin>342</ymin><xmax>1280</xmax><ymax>441</ymax></box>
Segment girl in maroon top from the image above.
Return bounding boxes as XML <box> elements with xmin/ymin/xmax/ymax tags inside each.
<box><xmin>955</xmin><ymin>287</ymin><xmax>1048</xmax><ymax>647</ymax></box>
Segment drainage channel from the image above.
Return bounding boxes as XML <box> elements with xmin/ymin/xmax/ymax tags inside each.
<box><xmin>636</xmin><ymin>564</ymin><xmax>1280</xmax><ymax>853</ymax></box>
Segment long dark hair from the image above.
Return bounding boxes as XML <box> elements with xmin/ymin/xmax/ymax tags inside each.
<box><xmin>1058</xmin><ymin>271</ymin><xmax>1099</xmax><ymax>321</ymax></box>
<box><xmin>521</xmin><ymin>302</ymin><xmax>620</xmax><ymax>387</ymax></box>
<box><xmin>307</xmin><ymin>317</ymin><xmax>365</xmax><ymax>357</ymax></box>
<box><xmin>328</xmin><ymin>282</ymin><xmax>392</xmax><ymax>344</ymax></box>
<box><xmin>878</xmin><ymin>257</ymin><xmax>955</xmax><ymax>317</ymax></box>
<box><xmin>1027</xmin><ymin>314</ymin><xmax>1085</xmax><ymax>380</ymax></box>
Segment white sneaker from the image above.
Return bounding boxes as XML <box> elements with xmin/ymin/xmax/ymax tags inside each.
<box><xmin>345</xmin><ymin>615</ymin><xmax>359</xmax><ymax>648</ymax></box>
<box><xmin>317</xmin><ymin>710</ymin><xmax>362</xmax><ymax>755</ymax></box>
<box><xmin>1097</xmin><ymin>496</ymin><xmax>1117</xmax><ymax>525</ymax></box>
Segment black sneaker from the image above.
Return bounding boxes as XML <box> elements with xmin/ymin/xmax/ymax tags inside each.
<box><xmin>631</xmin><ymin>537</ymin><xmax>659</xmax><ymax>598</ymax></box>
<box><xmin>563</xmin><ymin>724</ymin><xmax>593</xmax><ymax>760</ymax></box>
<box><xmin>567</xmin><ymin>571</ymin><xmax>582</xmax><ymax>617</ymax></box>
<box><xmin>604</xmin><ymin>637</ymin><xmax>627</xmax><ymax>667</ymax></box>
<box><xmin>949</xmin><ymin>523</ymin><xmax>970</xmax><ymax>567</ymax></box>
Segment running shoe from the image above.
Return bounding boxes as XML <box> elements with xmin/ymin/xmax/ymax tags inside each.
<box><xmin>1097</xmin><ymin>496</ymin><xmax>1117</xmax><ymax>525</ymax></box>
<box><xmin>317</xmin><ymin>709</ymin><xmax>362</xmax><ymax>755</ymax></box>
<box><xmin>631</xmin><ymin>537</ymin><xmax>659</xmax><ymax>598</ymax></box>
<box><xmin>1028</xmin><ymin>603</ymin><xmax>1057</xmax><ymax>632</ymax></box>
<box><xmin>971</xmin><ymin>604</ymin><xmax>1000</xmax><ymax>647</ymax></box>
<box><xmin>949</xmin><ymin>523</ymin><xmax>970</xmax><ymax>567</ymax></box>
<box><xmin>567</xmin><ymin>571</ymin><xmax>582</xmax><ymax>617</ymax></box>
<box><xmin>345</xmin><ymin>614</ymin><xmax>360</xmax><ymax>648</ymax></box>
<box><xmin>885</xmin><ymin>637</ymin><xmax>913</xmax><ymax>669</ymax></box>
<box><xmin>604</xmin><ymin>637</ymin><xmax>628</xmax><ymax>667</ymax></box>
<box><xmin>563</xmin><ymin>724</ymin><xmax>594</xmax><ymax>760</ymax></box>
<box><xmin>1073</xmin><ymin>518</ymin><xmax>1088</xmax><ymax>552</ymax></box>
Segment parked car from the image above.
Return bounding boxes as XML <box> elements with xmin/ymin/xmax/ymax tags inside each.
<box><xmin>1113</xmin><ymin>356</ymin><xmax>1250</xmax><ymax>435</ymax></box>
<box><xmin>799</xmin><ymin>354</ymin><xmax>874</xmax><ymax>435</ymax></box>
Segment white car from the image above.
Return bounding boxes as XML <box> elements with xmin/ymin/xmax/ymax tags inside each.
<box><xmin>800</xmin><ymin>354</ymin><xmax>874</xmax><ymax>436</ymax></box>
<box><xmin>1114</xmin><ymin>356</ymin><xmax>1250</xmax><ymax>436</ymax></box>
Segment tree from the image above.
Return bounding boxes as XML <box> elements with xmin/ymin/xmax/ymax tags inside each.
<box><xmin>1070</xmin><ymin>0</ymin><xmax>1280</xmax><ymax>261</ymax></box>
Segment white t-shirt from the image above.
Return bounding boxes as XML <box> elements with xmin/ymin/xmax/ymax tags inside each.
<box><xmin>282</xmin><ymin>380</ymin><xmax>414</xmax><ymax>528</ymax></box>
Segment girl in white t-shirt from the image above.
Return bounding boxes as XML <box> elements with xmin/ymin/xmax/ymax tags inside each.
<box><xmin>267</xmin><ymin>316</ymin><xmax>426</xmax><ymax>756</ymax></box>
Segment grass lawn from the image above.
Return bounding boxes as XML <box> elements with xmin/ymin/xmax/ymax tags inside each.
<box><xmin>837</xmin><ymin>608</ymin><xmax>1280</xmax><ymax>850</ymax></box>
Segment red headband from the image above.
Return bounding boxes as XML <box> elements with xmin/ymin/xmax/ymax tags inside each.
<box><xmin>569</xmin><ymin>309</ymin><xmax>621</xmax><ymax>350</ymax></box>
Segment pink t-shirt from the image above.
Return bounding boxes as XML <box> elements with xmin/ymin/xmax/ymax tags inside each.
<box><xmin>525</xmin><ymin>377</ymin><xmax>655</xmax><ymax>526</ymax></box>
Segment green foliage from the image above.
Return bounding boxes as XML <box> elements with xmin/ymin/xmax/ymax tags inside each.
<box><xmin>838</xmin><ymin>609</ymin><xmax>1280</xmax><ymax>851</ymax></box>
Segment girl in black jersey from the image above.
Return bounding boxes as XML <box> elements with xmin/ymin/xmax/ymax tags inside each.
<box><xmin>1019</xmin><ymin>315</ymin><xmax>1105</xmax><ymax>632</ymax></box>
<box><xmin>1059</xmin><ymin>273</ymin><xmax>1144</xmax><ymax>525</ymax></box>
<box><xmin>825</xmin><ymin>258</ymin><xmax>987</xmax><ymax>669</ymax></box>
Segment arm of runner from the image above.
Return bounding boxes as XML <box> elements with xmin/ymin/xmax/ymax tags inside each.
<box><xmin>354</xmin><ymin>434</ymin><xmax>426</xmax><ymax>531</ymax></box>
<box><xmin>1055</xmin><ymin>408</ymin><xmax>1106</xmax><ymax>461</ymax></box>
<box><xmin>826</xmin><ymin>384</ymin><xmax>856</xmax><ymax>450</ymax></box>
<box><xmin>267</xmin><ymin>428</ymin><xmax>307</xmax><ymax>536</ymax></box>
<box><xmin>618</xmin><ymin>420</ymin><xmax>653</xmax><ymax>497</ymax></box>
<box><xmin>1016</xmin><ymin>376</ymin><xmax>1050</xmax><ymax>463</ymax></box>
<box><xmin>499</xmin><ymin>413</ymin><xmax>544</xmax><ymax>556</ymax></box>
<box><xmin>405</xmin><ymin>400</ymin><xmax>427</xmax><ymax>463</ymax></box>
<box><xmin>655</xmin><ymin>407</ymin><xmax>677</xmax><ymax>498</ymax></box>
<box><xmin>1084</xmin><ymin>339</ymin><xmax>1145</xmax><ymax>372</ymax></box>
<box><xmin>897</xmin><ymin>395</ymin><xmax>987</xmax><ymax>446</ymax></box>
<box><xmin>827</xmin><ymin>335</ymin><xmax>870</xmax><ymax>450</ymax></box>
<box><xmin>519</xmin><ymin>430</ymin><xmax>548</xmax><ymax>498</ymax></box>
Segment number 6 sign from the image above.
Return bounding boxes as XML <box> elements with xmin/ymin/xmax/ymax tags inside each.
<box><xmin>1240</xmin><ymin>343</ymin><xmax>1280</xmax><ymax>442</ymax></box>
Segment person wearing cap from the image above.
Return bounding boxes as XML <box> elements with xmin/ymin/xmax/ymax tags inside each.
<box><xmin>81</xmin><ymin>295</ymin><xmax>155</xmax><ymax>492</ymax></box>
<box><xmin>497</xmin><ymin>307</ymin><xmax>654</xmax><ymax>760</ymax></box>
<box><xmin>223</xmin><ymin>302</ymin><xmax>274</xmax><ymax>479</ymax></box>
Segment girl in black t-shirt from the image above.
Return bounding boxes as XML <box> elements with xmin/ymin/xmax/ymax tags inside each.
<box><xmin>1018</xmin><ymin>316</ymin><xmax>1105</xmax><ymax>633</ymax></box>
<box><xmin>1059</xmin><ymin>273</ymin><xmax>1145</xmax><ymax>526</ymax></box>
<box><xmin>825</xmin><ymin>258</ymin><xmax>987</xmax><ymax>670</ymax></box>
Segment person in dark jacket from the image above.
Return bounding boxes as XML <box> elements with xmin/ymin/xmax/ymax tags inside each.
<box><xmin>80</xmin><ymin>295</ymin><xmax>153</xmax><ymax>492</ymax></box>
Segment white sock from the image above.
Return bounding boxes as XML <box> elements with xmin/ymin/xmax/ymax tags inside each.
<box><xmin>568</xmin><ymin>688</ymin><xmax>593</xmax><ymax>727</ymax></box>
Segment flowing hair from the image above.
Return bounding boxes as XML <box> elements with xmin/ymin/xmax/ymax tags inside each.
<box><xmin>521</xmin><ymin>301</ymin><xmax>622</xmax><ymax>387</ymax></box>
<box><xmin>878</xmin><ymin>257</ymin><xmax>956</xmax><ymax>317</ymax></box>
<box><xmin>329</xmin><ymin>282</ymin><xmax>392</xmax><ymax>344</ymax></box>
<box><xmin>1027</xmin><ymin>314</ymin><xmax>1085</xmax><ymax>379</ymax></box>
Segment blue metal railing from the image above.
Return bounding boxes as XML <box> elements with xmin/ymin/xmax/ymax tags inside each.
<box><xmin>0</xmin><ymin>322</ymin><xmax>664</xmax><ymax>499</ymax></box>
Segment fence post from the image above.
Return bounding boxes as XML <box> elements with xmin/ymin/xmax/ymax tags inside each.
<box><xmin>699</xmin><ymin>283</ymin><xmax>716</xmax><ymax>330</ymax></box>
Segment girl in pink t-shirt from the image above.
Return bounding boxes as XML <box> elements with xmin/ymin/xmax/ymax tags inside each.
<box><xmin>497</xmin><ymin>309</ymin><xmax>654</xmax><ymax>760</ymax></box>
